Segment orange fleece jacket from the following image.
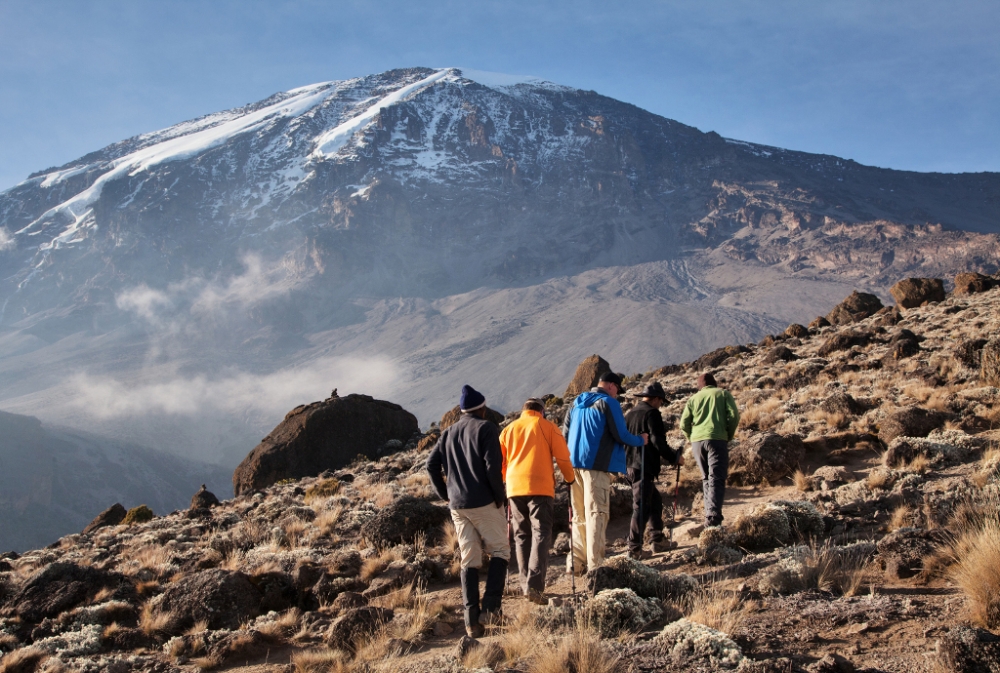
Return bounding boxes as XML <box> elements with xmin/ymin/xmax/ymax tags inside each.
<box><xmin>499</xmin><ymin>409</ymin><xmax>575</xmax><ymax>497</ymax></box>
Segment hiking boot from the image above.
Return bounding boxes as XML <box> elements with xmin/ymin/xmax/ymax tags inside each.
<box><xmin>651</xmin><ymin>539</ymin><xmax>678</xmax><ymax>552</ymax></box>
<box><xmin>461</xmin><ymin>566</ymin><xmax>482</xmax><ymax>637</ymax></box>
<box><xmin>627</xmin><ymin>548</ymin><xmax>645</xmax><ymax>561</ymax></box>
<box><xmin>478</xmin><ymin>607</ymin><xmax>504</xmax><ymax>626</ymax></box>
<box><xmin>479</xmin><ymin>557</ymin><xmax>507</xmax><ymax>627</ymax></box>
<box><xmin>525</xmin><ymin>588</ymin><xmax>548</xmax><ymax>606</ymax></box>
<box><xmin>465</xmin><ymin>622</ymin><xmax>485</xmax><ymax>638</ymax></box>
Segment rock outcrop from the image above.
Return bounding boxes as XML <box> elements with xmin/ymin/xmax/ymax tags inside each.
<box><xmin>878</xmin><ymin>406</ymin><xmax>947</xmax><ymax>444</ymax></box>
<box><xmin>564</xmin><ymin>354</ymin><xmax>613</xmax><ymax>398</ymax></box>
<box><xmin>82</xmin><ymin>503</ymin><xmax>126</xmax><ymax>535</ymax></box>
<box><xmin>728</xmin><ymin>433</ymin><xmax>805</xmax><ymax>486</ymax></box>
<box><xmin>954</xmin><ymin>272</ymin><xmax>998</xmax><ymax>295</ymax></box>
<box><xmin>190</xmin><ymin>484</ymin><xmax>220</xmax><ymax>509</ymax></box>
<box><xmin>151</xmin><ymin>569</ymin><xmax>262</xmax><ymax>630</ymax></box>
<box><xmin>891</xmin><ymin>277</ymin><xmax>946</xmax><ymax>308</ymax></box>
<box><xmin>232</xmin><ymin>394</ymin><xmax>418</xmax><ymax>495</ymax></box>
<box><xmin>359</xmin><ymin>495</ymin><xmax>450</xmax><ymax>548</ymax></box>
<box><xmin>826</xmin><ymin>291</ymin><xmax>884</xmax><ymax>325</ymax></box>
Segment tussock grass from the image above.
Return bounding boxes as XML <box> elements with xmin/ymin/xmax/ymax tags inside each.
<box><xmin>304</xmin><ymin>478</ymin><xmax>340</xmax><ymax>505</ymax></box>
<box><xmin>258</xmin><ymin>608</ymin><xmax>302</xmax><ymax>642</ymax></box>
<box><xmin>292</xmin><ymin>648</ymin><xmax>348</xmax><ymax>673</ymax></box>
<box><xmin>360</xmin><ymin>548</ymin><xmax>404</xmax><ymax>582</ymax></box>
<box><xmin>949</xmin><ymin>520</ymin><xmax>1000</xmax><ymax>629</ymax></box>
<box><xmin>139</xmin><ymin>602</ymin><xmax>177</xmax><ymax>637</ymax></box>
<box><xmin>889</xmin><ymin>505</ymin><xmax>914</xmax><ymax>532</ymax></box>
<box><xmin>525</xmin><ymin>627</ymin><xmax>620</xmax><ymax>673</ymax></box>
<box><xmin>0</xmin><ymin>646</ymin><xmax>49</xmax><ymax>673</ymax></box>
<box><xmin>793</xmin><ymin>469</ymin><xmax>811</xmax><ymax>493</ymax></box>
<box><xmin>685</xmin><ymin>587</ymin><xmax>747</xmax><ymax>635</ymax></box>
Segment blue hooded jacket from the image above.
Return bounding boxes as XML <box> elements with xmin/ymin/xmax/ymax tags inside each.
<box><xmin>562</xmin><ymin>389</ymin><xmax>646</xmax><ymax>473</ymax></box>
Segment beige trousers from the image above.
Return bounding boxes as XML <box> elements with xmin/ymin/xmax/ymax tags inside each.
<box><xmin>451</xmin><ymin>503</ymin><xmax>511</xmax><ymax>569</ymax></box>
<box><xmin>567</xmin><ymin>468</ymin><xmax>611</xmax><ymax>573</ymax></box>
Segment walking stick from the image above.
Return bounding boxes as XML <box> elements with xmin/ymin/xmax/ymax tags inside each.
<box><xmin>506</xmin><ymin>501</ymin><xmax>512</xmax><ymax>595</ymax></box>
<box><xmin>673</xmin><ymin>461</ymin><xmax>681</xmax><ymax>520</ymax></box>
<box><xmin>639</xmin><ymin>444</ymin><xmax>645</xmax><ymax>552</ymax></box>
<box><xmin>567</xmin><ymin>482</ymin><xmax>576</xmax><ymax>599</ymax></box>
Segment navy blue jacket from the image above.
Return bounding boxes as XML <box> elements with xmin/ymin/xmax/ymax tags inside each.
<box><xmin>426</xmin><ymin>414</ymin><xmax>506</xmax><ymax>509</ymax></box>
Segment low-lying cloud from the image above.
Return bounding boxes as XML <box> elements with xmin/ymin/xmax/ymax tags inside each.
<box><xmin>68</xmin><ymin>355</ymin><xmax>403</xmax><ymax>420</ymax></box>
<box><xmin>0</xmin><ymin>227</ymin><xmax>15</xmax><ymax>251</ymax></box>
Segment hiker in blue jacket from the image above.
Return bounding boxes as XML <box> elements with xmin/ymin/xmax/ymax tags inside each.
<box><xmin>562</xmin><ymin>371</ymin><xmax>647</xmax><ymax>574</ymax></box>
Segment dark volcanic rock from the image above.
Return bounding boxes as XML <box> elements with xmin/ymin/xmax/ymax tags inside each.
<box><xmin>876</xmin><ymin>528</ymin><xmax>945</xmax><ymax>580</ymax></box>
<box><xmin>327</xmin><ymin>607</ymin><xmax>394</xmax><ymax>652</ymax></box>
<box><xmin>695</xmin><ymin>345</ymin><xmax>750</xmax><ymax>370</ymax></box>
<box><xmin>956</xmin><ymin>339</ymin><xmax>989</xmax><ymax>369</ymax></box>
<box><xmin>809</xmin><ymin>316</ymin><xmax>832</xmax><ymax>330</ymax></box>
<box><xmin>820</xmin><ymin>392</ymin><xmax>866</xmax><ymax>416</ymax></box>
<box><xmin>728</xmin><ymin>433</ymin><xmax>805</xmax><ymax>486</ymax></box>
<box><xmin>82</xmin><ymin>503</ymin><xmax>127</xmax><ymax>534</ymax></box>
<box><xmin>564</xmin><ymin>354</ymin><xmax>613</xmax><ymax>398</ymax></box>
<box><xmin>439</xmin><ymin>405</ymin><xmax>505</xmax><ymax>430</ymax></box>
<box><xmin>818</xmin><ymin>331</ymin><xmax>871</xmax><ymax>356</ymax></box>
<box><xmin>890</xmin><ymin>277</ymin><xmax>946</xmax><ymax>309</ymax></box>
<box><xmin>359</xmin><ymin>495</ymin><xmax>450</xmax><ymax>548</ymax></box>
<box><xmin>9</xmin><ymin>562</ymin><xmax>136</xmax><ymax>623</ymax></box>
<box><xmin>954</xmin><ymin>272</ymin><xmax>998</xmax><ymax>296</ymax></box>
<box><xmin>826</xmin><ymin>291</ymin><xmax>884</xmax><ymax>325</ymax></box>
<box><xmin>879</xmin><ymin>406</ymin><xmax>947</xmax><ymax>444</ymax></box>
<box><xmin>190</xmin><ymin>484</ymin><xmax>220</xmax><ymax>509</ymax></box>
<box><xmin>232</xmin><ymin>394</ymin><xmax>418</xmax><ymax>495</ymax></box>
<box><xmin>785</xmin><ymin>324</ymin><xmax>809</xmax><ymax>339</ymax></box>
<box><xmin>936</xmin><ymin>625</ymin><xmax>1000</xmax><ymax>673</ymax></box>
<box><xmin>762</xmin><ymin>346</ymin><xmax>797</xmax><ymax>364</ymax></box>
<box><xmin>152</xmin><ymin>569</ymin><xmax>262</xmax><ymax>630</ymax></box>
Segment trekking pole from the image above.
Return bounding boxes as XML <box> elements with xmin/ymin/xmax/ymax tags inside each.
<box><xmin>639</xmin><ymin>445</ymin><xmax>645</xmax><ymax>554</ymax></box>
<box><xmin>506</xmin><ymin>501</ymin><xmax>512</xmax><ymax>595</ymax></box>
<box><xmin>673</xmin><ymin>461</ymin><xmax>681</xmax><ymax>520</ymax></box>
<box><xmin>567</xmin><ymin>482</ymin><xmax>576</xmax><ymax>599</ymax></box>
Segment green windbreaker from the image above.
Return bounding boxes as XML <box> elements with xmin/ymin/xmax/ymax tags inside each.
<box><xmin>680</xmin><ymin>386</ymin><xmax>740</xmax><ymax>442</ymax></box>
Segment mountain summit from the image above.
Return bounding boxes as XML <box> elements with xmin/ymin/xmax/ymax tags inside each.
<box><xmin>0</xmin><ymin>67</ymin><xmax>998</xmax><ymax>462</ymax></box>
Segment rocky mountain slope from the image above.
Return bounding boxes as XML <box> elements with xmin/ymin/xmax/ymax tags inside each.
<box><xmin>0</xmin><ymin>67</ymin><xmax>998</xmax><ymax>466</ymax></box>
<box><xmin>1</xmin><ymin>274</ymin><xmax>999</xmax><ymax>672</ymax></box>
<box><xmin>0</xmin><ymin>411</ymin><xmax>231</xmax><ymax>552</ymax></box>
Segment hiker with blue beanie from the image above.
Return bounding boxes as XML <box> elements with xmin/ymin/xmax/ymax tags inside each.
<box><xmin>427</xmin><ymin>385</ymin><xmax>510</xmax><ymax>637</ymax></box>
<box><xmin>562</xmin><ymin>371</ymin><xmax>647</xmax><ymax>574</ymax></box>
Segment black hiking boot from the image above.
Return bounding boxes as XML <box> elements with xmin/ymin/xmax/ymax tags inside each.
<box><xmin>461</xmin><ymin>567</ymin><xmax>484</xmax><ymax>638</ymax></box>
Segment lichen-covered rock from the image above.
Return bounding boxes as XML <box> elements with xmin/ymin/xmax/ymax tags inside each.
<box><xmin>884</xmin><ymin>430</ymin><xmax>985</xmax><ymax>467</ymax></box>
<box><xmin>876</xmin><ymin>528</ymin><xmax>945</xmax><ymax>580</ymax></box>
<box><xmin>9</xmin><ymin>563</ymin><xmax>137</xmax><ymax>624</ymax></box>
<box><xmin>935</xmin><ymin>625</ymin><xmax>1000</xmax><ymax>673</ymax></box>
<box><xmin>151</xmin><ymin>569</ymin><xmax>262</xmax><ymax>630</ymax></box>
<box><xmin>956</xmin><ymin>339</ymin><xmax>989</xmax><ymax>369</ymax></box>
<box><xmin>818</xmin><ymin>331</ymin><xmax>871</xmax><ymax>356</ymax></box>
<box><xmin>878</xmin><ymin>406</ymin><xmax>947</xmax><ymax>444</ymax></box>
<box><xmin>122</xmin><ymin>505</ymin><xmax>153</xmax><ymax>526</ymax></box>
<box><xmin>770</xmin><ymin>500</ymin><xmax>824</xmax><ymax>540</ymax></box>
<box><xmin>585</xmin><ymin>588</ymin><xmax>663</xmax><ymax>637</ymax></box>
<box><xmin>359</xmin><ymin>495</ymin><xmax>449</xmax><ymax>548</ymax></box>
<box><xmin>326</xmin><ymin>607</ymin><xmax>394</xmax><ymax>652</ymax></box>
<box><xmin>820</xmin><ymin>392</ymin><xmax>865</xmax><ymax>416</ymax></box>
<box><xmin>826</xmin><ymin>292</ymin><xmax>884</xmax><ymax>325</ymax></box>
<box><xmin>762</xmin><ymin>346</ymin><xmax>797</xmax><ymax>364</ymax></box>
<box><xmin>586</xmin><ymin>555</ymin><xmax>696</xmax><ymax>599</ymax></box>
<box><xmin>82</xmin><ymin>504</ymin><xmax>126</xmax><ymax>535</ymax></box>
<box><xmin>728</xmin><ymin>433</ymin><xmax>805</xmax><ymax>486</ymax></box>
<box><xmin>729</xmin><ymin>504</ymin><xmax>791</xmax><ymax>550</ymax></box>
<box><xmin>232</xmin><ymin>393</ymin><xmax>418</xmax><ymax>495</ymax></box>
<box><xmin>890</xmin><ymin>277</ymin><xmax>945</xmax><ymax>309</ymax></box>
<box><xmin>564</xmin><ymin>354</ymin><xmax>613</xmax><ymax>398</ymax></box>
<box><xmin>654</xmin><ymin>618</ymin><xmax>744</xmax><ymax>669</ymax></box>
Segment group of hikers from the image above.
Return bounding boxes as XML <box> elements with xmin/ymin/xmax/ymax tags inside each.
<box><xmin>426</xmin><ymin>370</ymin><xmax>740</xmax><ymax>638</ymax></box>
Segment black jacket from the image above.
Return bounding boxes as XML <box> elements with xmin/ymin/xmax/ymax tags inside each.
<box><xmin>624</xmin><ymin>401</ymin><xmax>677</xmax><ymax>478</ymax></box>
<box><xmin>426</xmin><ymin>414</ymin><xmax>506</xmax><ymax>510</ymax></box>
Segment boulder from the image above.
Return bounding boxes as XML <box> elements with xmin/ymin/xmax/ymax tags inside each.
<box><xmin>956</xmin><ymin>339</ymin><xmax>989</xmax><ymax>369</ymax></box>
<box><xmin>890</xmin><ymin>278</ymin><xmax>946</xmax><ymax>309</ymax></box>
<box><xmin>785</xmin><ymin>324</ymin><xmax>809</xmax><ymax>339</ymax></box>
<box><xmin>936</xmin><ymin>625</ymin><xmax>1000</xmax><ymax>672</ymax></box>
<box><xmin>809</xmin><ymin>316</ymin><xmax>832</xmax><ymax>330</ymax></box>
<box><xmin>82</xmin><ymin>503</ymin><xmax>126</xmax><ymax>535</ymax></box>
<box><xmin>695</xmin><ymin>345</ymin><xmax>750</xmax><ymax>371</ymax></box>
<box><xmin>250</xmin><ymin>571</ymin><xmax>297</xmax><ymax>613</ymax></box>
<box><xmin>585</xmin><ymin>555</ymin><xmax>695</xmax><ymax>599</ymax></box>
<box><xmin>326</xmin><ymin>607</ymin><xmax>394</xmax><ymax>652</ymax></box>
<box><xmin>876</xmin><ymin>528</ymin><xmax>945</xmax><ymax>580</ymax></box>
<box><xmin>151</xmin><ymin>569</ymin><xmax>262</xmax><ymax>630</ymax></box>
<box><xmin>360</xmin><ymin>495</ymin><xmax>450</xmax><ymax>548</ymax></box>
<box><xmin>9</xmin><ymin>562</ymin><xmax>137</xmax><ymax>623</ymax></box>
<box><xmin>728</xmin><ymin>433</ymin><xmax>805</xmax><ymax>486</ymax></box>
<box><xmin>826</xmin><ymin>291</ymin><xmax>884</xmax><ymax>325</ymax></box>
<box><xmin>879</xmin><ymin>406</ymin><xmax>947</xmax><ymax>444</ymax></box>
<box><xmin>954</xmin><ymin>272</ymin><xmax>997</xmax><ymax>296</ymax></box>
<box><xmin>232</xmin><ymin>394</ymin><xmax>418</xmax><ymax>495</ymax></box>
<box><xmin>190</xmin><ymin>484</ymin><xmax>220</xmax><ymax>509</ymax></box>
<box><xmin>818</xmin><ymin>331</ymin><xmax>871</xmax><ymax>356</ymax></box>
<box><xmin>982</xmin><ymin>339</ymin><xmax>1000</xmax><ymax>387</ymax></box>
<box><xmin>439</xmin><ymin>405</ymin><xmax>505</xmax><ymax>430</ymax></box>
<box><xmin>762</xmin><ymin>346</ymin><xmax>797</xmax><ymax>364</ymax></box>
<box><xmin>820</xmin><ymin>392</ymin><xmax>865</xmax><ymax>416</ymax></box>
<box><xmin>564</xmin><ymin>354</ymin><xmax>613</xmax><ymax>398</ymax></box>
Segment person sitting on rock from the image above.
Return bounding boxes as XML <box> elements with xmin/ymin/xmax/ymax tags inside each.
<box><xmin>499</xmin><ymin>398</ymin><xmax>575</xmax><ymax>605</ymax></box>
<box><xmin>625</xmin><ymin>382</ymin><xmax>681</xmax><ymax>558</ymax></box>
<box><xmin>562</xmin><ymin>371</ymin><xmax>647</xmax><ymax>575</ymax></box>
<box><xmin>426</xmin><ymin>384</ymin><xmax>510</xmax><ymax>637</ymax></box>
<box><xmin>680</xmin><ymin>373</ymin><xmax>740</xmax><ymax>528</ymax></box>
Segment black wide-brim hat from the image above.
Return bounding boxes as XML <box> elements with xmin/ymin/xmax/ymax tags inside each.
<box><xmin>636</xmin><ymin>382</ymin><xmax>666</xmax><ymax>399</ymax></box>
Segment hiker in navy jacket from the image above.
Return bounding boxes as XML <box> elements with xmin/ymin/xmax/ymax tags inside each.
<box><xmin>427</xmin><ymin>385</ymin><xmax>510</xmax><ymax>637</ymax></box>
<box><xmin>562</xmin><ymin>371</ymin><xmax>647</xmax><ymax>573</ymax></box>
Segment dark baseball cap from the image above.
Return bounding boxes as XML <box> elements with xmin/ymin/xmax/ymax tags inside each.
<box><xmin>599</xmin><ymin>371</ymin><xmax>623</xmax><ymax>387</ymax></box>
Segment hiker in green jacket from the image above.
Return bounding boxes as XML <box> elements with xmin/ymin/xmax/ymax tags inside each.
<box><xmin>680</xmin><ymin>373</ymin><xmax>740</xmax><ymax>527</ymax></box>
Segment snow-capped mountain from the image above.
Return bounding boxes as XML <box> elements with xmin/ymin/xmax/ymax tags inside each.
<box><xmin>0</xmin><ymin>67</ymin><xmax>998</xmax><ymax>466</ymax></box>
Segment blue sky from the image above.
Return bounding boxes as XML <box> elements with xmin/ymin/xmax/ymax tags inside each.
<box><xmin>1</xmin><ymin>0</ymin><xmax>997</xmax><ymax>191</ymax></box>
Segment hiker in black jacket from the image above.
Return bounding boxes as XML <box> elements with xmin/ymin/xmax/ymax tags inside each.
<box><xmin>624</xmin><ymin>382</ymin><xmax>681</xmax><ymax>558</ymax></box>
<box><xmin>426</xmin><ymin>385</ymin><xmax>510</xmax><ymax>637</ymax></box>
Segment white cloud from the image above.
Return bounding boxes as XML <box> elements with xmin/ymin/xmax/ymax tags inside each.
<box><xmin>68</xmin><ymin>355</ymin><xmax>403</xmax><ymax>420</ymax></box>
<box><xmin>116</xmin><ymin>284</ymin><xmax>173</xmax><ymax>321</ymax></box>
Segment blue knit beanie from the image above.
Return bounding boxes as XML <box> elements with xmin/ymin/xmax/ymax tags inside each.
<box><xmin>460</xmin><ymin>385</ymin><xmax>486</xmax><ymax>412</ymax></box>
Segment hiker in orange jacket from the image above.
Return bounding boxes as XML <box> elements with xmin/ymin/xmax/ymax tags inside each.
<box><xmin>499</xmin><ymin>399</ymin><xmax>575</xmax><ymax>604</ymax></box>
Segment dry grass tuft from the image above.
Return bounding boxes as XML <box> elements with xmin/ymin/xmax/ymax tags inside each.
<box><xmin>526</xmin><ymin>627</ymin><xmax>621</xmax><ymax>673</ymax></box>
<box><xmin>949</xmin><ymin>519</ymin><xmax>1000</xmax><ymax>629</ymax></box>
<box><xmin>0</xmin><ymin>646</ymin><xmax>49</xmax><ymax>673</ymax></box>
<box><xmin>304</xmin><ymin>478</ymin><xmax>341</xmax><ymax>505</ymax></box>
<box><xmin>792</xmin><ymin>469</ymin><xmax>811</xmax><ymax>493</ymax></box>
<box><xmin>314</xmin><ymin>505</ymin><xmax>344</xmax><ymax>537</ymax></box>
<box><xmin>139</xmin><ymin>602</ymin><xmax>177</xmax><ymax>637</ymax></box>
<box><xmin>866</xmin><ymin>467</ymin><xmax>895</xmax><ymax>491</ymax></box>
<box><xmin>888</xmin><ymin>505</ymin><xmax>914</xmax><ymax>531</ymax></box>
<box><xmin>292</xmin><ymin>648</ymin><xmax>349</xmax><ymax>673</ymax></box>
<box><xmin>258</xmin><ymin>608</ymin><xmax>302</xmax><ymax>642</ymax></box>
<box><xmin>903</xmin><ymin>454</ymin><xmax>930</xmax><ymax>475</ymax></box>
<box><xmin>685</xmin><ymin>587</ymin><xmax>747</xmax><ymax>635</ymax></box>
<box><xmin>185</xmin><ymin>619</ymin><xmax>210</xmax><ymax>636</ymax></box>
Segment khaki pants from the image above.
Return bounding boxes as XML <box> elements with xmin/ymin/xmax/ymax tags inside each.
<box><xmin>451</xmin><ymin>503</ymin><xmax>511</xmax><ymax>570</ymax></box>
<box><xmin>567</xmin><ymin>468</ymin><xmax>611</xmax><ymax>573</ymax></box>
